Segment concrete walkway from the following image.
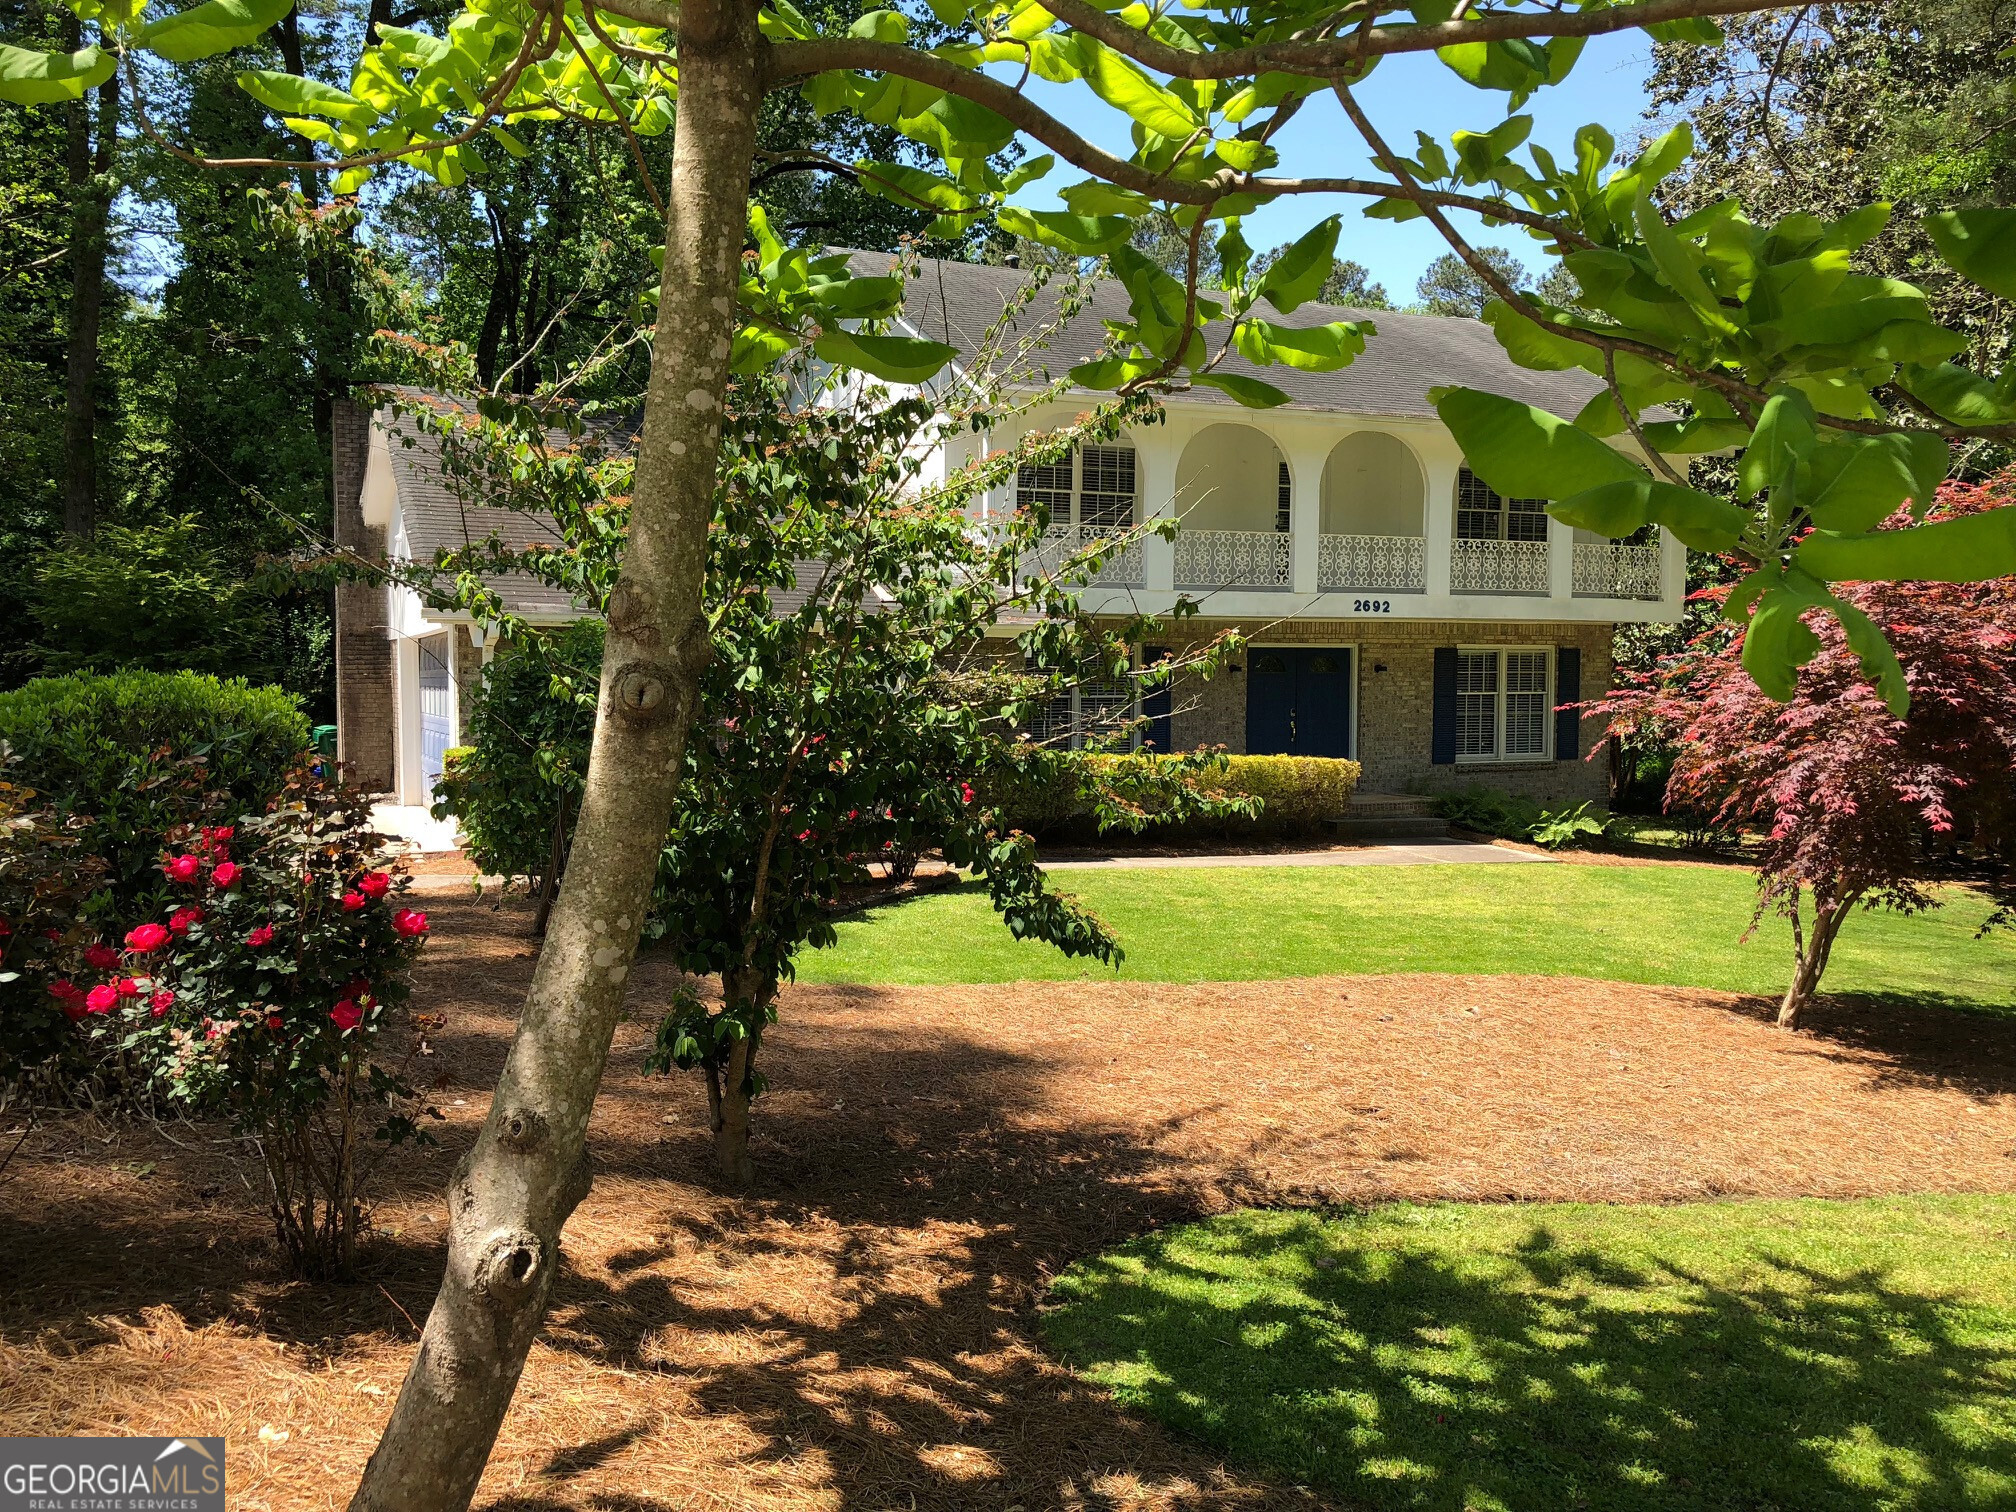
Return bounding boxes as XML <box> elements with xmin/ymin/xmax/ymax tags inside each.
<box><xmin>1041</xmin><ymin>839</ymin><xmax>1551</xmax><ymax>870</ymax></box>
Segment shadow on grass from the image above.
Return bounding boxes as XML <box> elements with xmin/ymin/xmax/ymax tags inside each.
<box><xmin>1044</xmin><ymin>1208</ymin><xmax>2016</xmax><ymax>1512</ymax></box>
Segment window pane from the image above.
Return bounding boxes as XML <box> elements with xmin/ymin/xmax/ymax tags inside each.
<box><xmin>1506</xmin><ymin>499</ymin><xmax>1551</xmax><ymax>542</ymax></box>
<box><xmin>1455</xmin><ymin>466</ymin><xmax>1504</xmax><ymax>541</ymax></box>
<box><xmin>1078</xmin><ymin>674</ymin><xmax>1137</xmax><ymax>749</ymax></box>
<box><xmin>1079</xmin><ymin>445</ymin><xmax>1137</xmax><ymax>529</ymax></box>
<box><xmin>1027</xmin><ymin>692</ymin><xmax>1073</xmax><ymax>745</ymax></box>
<box><xmin>1016</xmin><ymin>458</ymin><xmax>1073</xmax><ymax>523</ymax></box>
<box><xmin>1503</xmin><ymin>651</ymin><xmax>1550</xmax><ymax>757</ymax></box>
<box><xmin>1456</xmin><ymin>650</ymin><xmax>1498</xmax><ymax>758</ymax></box>
<box><xmin>1276</xmin><ymin>459</ymin><xmax>1292</xmax><ymax>534</ymax></box>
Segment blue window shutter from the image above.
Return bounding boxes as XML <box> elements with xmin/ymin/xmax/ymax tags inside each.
<box><xmin>1555</xmin><ymin>646</ymin><xmax>1582</xmax><ymax>761</ymax></box>
<box><xmin>1431</xmin><ymin>648</ymin><xmax>1458</xmax><ymax>765</ymax></box>
<box><xmin>1142</xmin><ymin>645</ymin><xmax>1174</xmax><ymax>752</ymax></box>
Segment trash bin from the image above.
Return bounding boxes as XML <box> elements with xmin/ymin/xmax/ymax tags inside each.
<box><xmin>312</xmin><ymin>724</ymin><xmax>338</xmax><ymax>761</ymax></box>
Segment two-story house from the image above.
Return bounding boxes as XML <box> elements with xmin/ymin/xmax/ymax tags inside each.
<box><xmin>331</xmin><ymin>255</ymin><xmax>1683</xmax><ymax>820</ymax></box>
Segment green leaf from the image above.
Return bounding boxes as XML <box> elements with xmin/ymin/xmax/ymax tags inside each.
<box><xmin>996</xmin><ymin>207</ymin><xmax>1131</xmax><ymax>253</ymax></box>
<box><xmin>1795</xmin><ymin>507</ymin><xmax>2016</xmax><ymax>584</ymax></box>
<box><xmin>138</xmin><ymin>0</ymin><xmax>294</xmax><ymax>62</ymax></box>
<box><xmin>1741</xmin><ymin>579</ymin><xmax>1823</xmax><ymax>702</ymax></box>
<box><xmin>1000</xmin><ymin>153</ymin><xmax>1054</xmax><ymax>193</ymax></box>
<box><xmin>811</xmin><ymin>329</ymin><xmax>957</xmax><ymax>384</ymax></box>
<box><xmin>1830</xmin><ymin>594</ymin><xmax>1910</xmax><ymax>715</ymax></box>
<box><xmin>1801</xmin><ymin>432</ymin><xmax>1950</xmax><ymax>533</ymax></box>
<box><xmin>1634</xmin><ymin>189</ymin><xmax>1738</xmax><ymax>336</ymax></box>
<box><xmin>846</xmin><ymin>8</ymin><xmax>910</xmax><ymax>43</ymax></box>
<box><xmin>239</xmin><ymin>69</ymin><xmax>376</xmax><ymax>125</ymax></box>
<box><xmin>1255</xmin><ymin>215</ymin><xmax>1340</xmax><ymax>314</ymax></box>
<box><xmin>0</xmin><ymin>41</ymin><xmax>114</xmax><ymax>103</ymax></box>
<box><xmin>1189</xmin><ymin>372</ymin><xmax>1292</xmax><ymax>408</ymax></box>
<box><xmin>1925</xmin><ymin>209</ymin><xmax>2016</xmax><ymax>300</ymax></box>
<box><xmin>855</xmin><ymin>161</ymin><xmax>975</xmax><ymax>216</ymax></box>
<box><xmin>1552</xmin><ymin>478</ymin><xmax>1747</xmax><ymax>550</ymax></box>
<box><xmin>1079</xmin><ymin>38</ymin><xmax>1199</xmax><ymax>138</ymax></box>
<box><xmin>1068</xmin><ymin>356</ymin><xmax>1159</xmax><ymax>390</ymax></box>
<box><xmin>1233</xmin><ymin>318</ymin><xmax>1368</xmax><ymax>372</ymax></box>
<box><xmin>1899</xmin><ymin>363</ymin><xmax>2016</xmax><ymax>426</ymax></box>
<box><xmin>1433</xmin><ymin>387</ymin><xmax>1644</xmax><ymax>500</ymax></box>
<box><xmin>1737</xmin><ymin>389</ymin><xmax>1816</xmax><ymax>502</ymax></box>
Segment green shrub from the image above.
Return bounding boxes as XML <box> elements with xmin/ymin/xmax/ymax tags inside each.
<box><xmin>430</xmin><ymin>622</ymin><xmax>601</xmax><ymax>884</ymax></box>
<box><xmin>995</xmin><ymin>751</ymin><xmax>1360</xmax><ymax>841</ymax></box>
<box><xmin>0</xmin><ymin>670</ymin><xmax>310</xmax><ymax>919</ymax></box>
<box><xmin>1433</xmin><ymin>785</ymin><xmax>1610</xmax><ymax>850</ymax></box>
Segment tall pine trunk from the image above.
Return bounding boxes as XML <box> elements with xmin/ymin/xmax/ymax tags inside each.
<box><xmin>347</xmin><ymin>4</ymin><xmax>762</xmax><ymax>1504</ymax></box>
<box><xmin>61</xmin><ymin>24</ymin><xmax>116</xmax><ymax>539</ymax></box>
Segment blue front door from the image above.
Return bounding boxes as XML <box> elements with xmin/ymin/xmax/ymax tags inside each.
<box><xmin>1244</xmin><ymin>647</ymin><xmax>1352</xmax><ymax>757</ymax></box>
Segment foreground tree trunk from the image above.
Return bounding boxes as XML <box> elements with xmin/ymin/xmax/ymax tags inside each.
<box><xmin>1777</xmin><ymin>891</ymin><xmax>1856</xmax><ymax>1030</ymax></box>
<box><xmin>61</xmin><ymin>27</ymin><xmax>116</xmax><ymax>539</ymax></box>
<box><xmin>348</xmin><ymin>5</ymin><xmax>762</xmax><ymax>1505</ymax></box>
<box><xmin>707</xmin><ymin>967</ymin><xmax>774</xmax><ymax>1184</ymax></box>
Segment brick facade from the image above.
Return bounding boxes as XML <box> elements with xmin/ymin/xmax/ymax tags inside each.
<box><xmin>1154</xmin><ymin>618</ymin><xmax>1614</xmax><ymax>804</ymax></box>
<box><xmin>331</xmin><ymin>398</ymin><xmax>397</xmax><ymax>793</ymax></box>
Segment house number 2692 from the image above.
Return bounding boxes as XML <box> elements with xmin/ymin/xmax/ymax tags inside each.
<box><xmin>1351</xmin><ymin>599</ymin><xmax>1393</xmax><ymax>614</ymax></box>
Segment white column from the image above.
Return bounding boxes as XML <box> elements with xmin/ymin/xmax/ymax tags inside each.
<box><xmin>1141</xmin><ymin>417</ymin><xmax>1181</xmax><ymax>593</ymax></box>
<box><xmin>1420</xmin><ymin>437</ymin><xmax>1459</xmax><ymax>600</ymax></box>
<box><xmin>1659</xmin><ymin>524</ymin><xmax>1687</xmax><ymax>615</ymax></box>
<box><xmin>393</xmin><ymin>634</ymin><xmax>421</xmax><ymax>806</ymax></box>
<box><xmin>1548</xmin><ymin>513</ymin><xmax>1575</xmax><ymax>601</ymax></box>
<box><xmin>1285</xmin><ymin>434</ymin><xmax>1327</xmax><ymax>596</ymax></box>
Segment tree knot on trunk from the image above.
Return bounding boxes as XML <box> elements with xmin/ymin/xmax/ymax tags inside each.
<box><xmin>495</xmin><ymin>1105</ymin><xmax>549</xmax><ymax>1151</ymax></box>
<box><xmin>612</xmin><ymin>662</ymin><xmax>670</xmax><ymax>717</ymax></box>
<box><xmin>471</xmin><ymin>1228</ymin><xmax>547</xmax><ymax>1302</ymax></box>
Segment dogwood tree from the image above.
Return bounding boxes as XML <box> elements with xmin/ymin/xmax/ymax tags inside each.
<box><xmin>8</xmin><ymin>0</ymin><xmax>2016</xmax><ymax>1504</ymax></box>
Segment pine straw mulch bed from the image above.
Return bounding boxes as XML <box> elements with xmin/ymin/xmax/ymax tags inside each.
<box><xmin>5</xmin><ymin>892</ymin><xmax>2016</xmax><ymax>1511</ymax></box>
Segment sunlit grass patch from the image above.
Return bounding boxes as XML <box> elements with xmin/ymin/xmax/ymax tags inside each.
<box><xmin>1044</xmin><ymin>1197</ymin><xmax>2016</xmax><ymax>1510</ymax></box>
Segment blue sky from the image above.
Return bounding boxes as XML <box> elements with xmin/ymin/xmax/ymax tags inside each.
<box><xmin>1008</xmin><ymin>31</ymin><xmax>1664</xmax><ymax>302</ymax></box>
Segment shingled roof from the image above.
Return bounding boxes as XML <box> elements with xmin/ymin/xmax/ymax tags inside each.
<box><xmin>847</xmin><ymin>251</ymin><xmax>1610</xmax><ymax>422</ymax></box>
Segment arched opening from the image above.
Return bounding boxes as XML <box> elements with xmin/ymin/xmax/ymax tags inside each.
<box><xmin>1450</xmin><ymin>464</ymin><xmax>1551</xmax><ymax>594</ymax></box>
<box><xmin>1317</xmin><ymin>431</ymin><xmax>1426</xmax><ymax>591</ymax></box>
<box><xmin>1173</xmin><ymin>424</ymin><xmax>1292</xmax><ymax>590</ymax></box>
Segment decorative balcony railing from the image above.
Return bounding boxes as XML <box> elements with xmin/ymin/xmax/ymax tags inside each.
<box><xmin>1029</xmin><ymin>523</ymin><xmax>1143</xmax><ymax>588</ymax></box>
<box><xmin>1449</xmin><ymin>537</ymin><xmax>1550</xmax><ymax>594</ymax></box>
<box><xmin>1572</xmin><ymin>542</ymin><xmax>1662</xmax><ymax>601</ymax></box>
<box><xmin>1174</xmin><ymin>528</ymin><xmax>1293</xmax><ymax>590</ymax></box>
<box><xmin>1318</xmin><ymin>533</ymin><xmax>1426</xmax><ymax>592</ymax></box>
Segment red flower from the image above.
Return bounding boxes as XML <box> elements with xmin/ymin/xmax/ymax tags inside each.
<box><xmin>115</xmin><ymin>977</ymin><xmax>142</xmax><ymax>999</ymax></box>
<box><xmin>48</xmin><ymin>979</ymin><xmax>83</xmax><ymax>1003</ymax></box>
<box><xmin>124</xmin><ymin>922</ymin><xmax>171</xmax><ymax>954</ymax></box>
<box><xmin>85</xmin><ymin>984</ymin><xmax>118</xmax><ymax>1015</ymax></box>
<box><xmin>266</xmin><ymin>1014</ymin><xmax>285</xmax><ymax>1032</ymax></box>
<box><xmin>392</xmin><ymin>909</ymin><xmax>429</xmax><ymax>939</ymax></box>
<box><xmin>797</xmin><ymin>828</ymin><xmax>815</xmax><ymax>842</ymax></box>
<box><xmin>149</xmin><ymin>989</ymin><xmax>175</xmax><ymax>1018</ymax></box>
<box><xmin>163</xmin><ymin>854</ymin><xmax>201</xmax><ymax>884</ymax></box>
<box><xmin>203</xmin><ymin>825</ymin><xmax>235</xmax><ymax>843</ymax></box>
<box><xmin>84</xmin><ymin>943</ymin><xmax>119</xmax><ymax>971</ymax></box>
<box><xmin>246</xmin><ymin>925</ymin><xmax>275</xmax><ymax>948</ymax></box>
<box><xmin>341</xmin><ymin>976</ymin><xmax>371</xmax><ymax>999</ymax></box>
<box><xmin>212</xmin><ymin>861</ymin><xmax>241</xmax><ymax>888</ymax></box>
<box><xmin>358</xmin><ymin>871</ymin><xmax>392</xmax><ymax>899</ymax></box>
<box><xmin>0</xmin><ymin>918</ymin><xmax>10</xmax><ymax>938</ymax></box>
<box><xmin>169</xmin><ymin>905</ymin><xmax>203</xmax><ymax>937</ymax></box>
<box><xmin>959</xmin><ymin>782</ymin><xmax>975</xmax><ymax>805</ymax></box>
<box><xmin>329</xmin><ymin>999</ymin><xmax>364</xmax><ymax>1031</ymax></box>
<box><xmin>341</xmin><ymin>891</ymin><xmax>366</xmax><ymax>912</ymax></box>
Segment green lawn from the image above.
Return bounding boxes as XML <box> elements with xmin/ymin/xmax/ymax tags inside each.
<box><xmin>802</xmin><ymin>863</ymin><xmax>2016</xmax><ymax>1012</ymax></box>
<box><xmin>1044</xmin><ymin>1198</ymin><xmax>2016</xmax><ymax>1511</ymax></box>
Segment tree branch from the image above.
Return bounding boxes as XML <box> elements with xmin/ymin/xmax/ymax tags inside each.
<box><xmin>1023</xmin><ymin>0</ymin><xmax>1798</xmax><ymax>83</ymax></box>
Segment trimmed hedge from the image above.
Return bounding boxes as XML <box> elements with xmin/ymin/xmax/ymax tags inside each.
<box><xmin>0</xmin><ymin>670</ymin><xmax>310</xmax><ymax>909</ymax></box>
<box><xmin>996</xmin><ymin>751</ymin><xmax>1360</xmax><ymax>841</ymax></box>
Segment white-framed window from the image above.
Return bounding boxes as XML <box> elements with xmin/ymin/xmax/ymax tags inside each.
<box><xmin>1456</xmin><ymin>647</ymin><xmax>1552</xmax><ymax>762</ymax></box>
<box><xmin>1028</xmin><ymin>663</ymin><xmax>1141</xmax><ymax>751</ymax></box>
<box><xmin>1016</xmin><ymin>444</ymin><xmax>1139</xmax><ymax>530</ymax></box>
<box><xmin>1456</xmin><ymin>465</ymin><xmax>1549</xmax><ymax>542</ymax></box>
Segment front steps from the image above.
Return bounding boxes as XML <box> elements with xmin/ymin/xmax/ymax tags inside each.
<box><xmin>1325</xmin><ymin>791</ymin><xmax>1451</xmax><ymax>841</ymax></box>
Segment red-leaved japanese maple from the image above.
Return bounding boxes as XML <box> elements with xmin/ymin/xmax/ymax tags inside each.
<box><xmin>1592</xmin><ymin>471</ymin><xmax>2016</xmax><ymax>1028</ymax></box>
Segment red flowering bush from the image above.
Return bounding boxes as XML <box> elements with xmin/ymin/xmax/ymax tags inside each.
<box><xmin>0</xmin><ymin>772</ymin><xmax>110</xmax><ymax>1083</ymax></box>
<box><xmin>63</xmin><ymin>767</ymin><xmax>438</xmax><ymax>1276</ymax></box>
<box><xmin>1590</xmin><ymin>471</ymin><xmax>2016</xmax><ymax>1027</ymax></box>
